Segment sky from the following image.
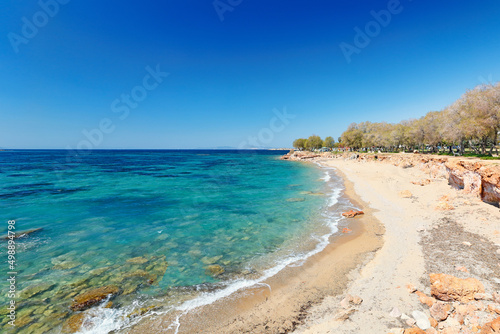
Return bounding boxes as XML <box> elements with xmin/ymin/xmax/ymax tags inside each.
<box><xmin>1</xmin><ymin>0</ymin><xmax>500</xmax><ymax>149</ymax></box>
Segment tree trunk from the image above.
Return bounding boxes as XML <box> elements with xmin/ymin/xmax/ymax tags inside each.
<box><xmin>490</xmin><ymin>129</ymin><xmax>498</xmax><ymax>155</ymax></box>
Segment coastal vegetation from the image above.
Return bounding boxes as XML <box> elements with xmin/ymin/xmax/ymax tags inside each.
<box><xmin>293</xmin><ymin>135</ymin><xmax>336</xmax><ymax>151</ymax></box>
<box><xmin>293</xmin><ymin>83</ymin><xmax>500</xmax><ymax>157</ymax></box>
<box><xmin>340</xmin><ymin>83</ymin><xmax>500</xmax><ymax>156</ymax></box>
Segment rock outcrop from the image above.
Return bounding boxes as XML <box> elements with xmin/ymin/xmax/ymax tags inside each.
<box><xmin>430</xmin><ymin>273</ymin><xmax>485</xmax><ymax>303</ymax></box>
<box><xmin>281</xmin><ymin>151</ymin><xmax>500</xmax><ymax>206</ymax></box>
<box><xmin>70</xmin><ymin>285</ymin><xmax>120</xmax><ymax>311</ymax></box>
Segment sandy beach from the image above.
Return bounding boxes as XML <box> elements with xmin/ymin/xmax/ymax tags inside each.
<box><xmin>128</xmin><ymin>162</ymin><xmax>384</xmax><ymax>333</ymax></box>
<box><xmin>127</xmin><ymin>154</ymin><xmax>500</xmax><ymax>334</ymax></box>
<box><xmin>296</xmin><ymin>156</ymin><xmax>500</xmax><ymax>334</ymax></box>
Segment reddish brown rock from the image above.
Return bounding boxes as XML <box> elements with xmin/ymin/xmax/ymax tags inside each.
<box><xmin>435</xmin><ymin>201</ymin><xmax>454</xmax><ymax>211</ymax></box>
<box><xmin>61</xmin><ymin>313</ymin><xmax>85</xmax><ymax>333</ymax></box>
<box><xmin>411</xmin><ymin>179</ymin><xmax>431</xmax><ymax>186</ymax></box>
<box><xmin>430</xmin><ymin>301</ymin><xmax>451</xmax><ymax>321</ymax></box>
<box><xmin>489</xmin><ymin>304</ymin><xmax>500</xmax><ymax>315</ymax></box>
<box><xmin>482</xmin><ymin>317</ymin><xmax>500</xmax><ymax>333</ymax></box>
<box><xmin>403</xmin><ymin>328</ymin><xmax>426</xmax><ymax>334</ymax></box>
<box><xmin>429</xmin><ymin>317</ymin><xmax>438</xmax><ymax>328</ymax></box>
<box><xmin>340</xmin><ymin>294</ymin><xmax>363</xmax><ymax>309</ymax></box>
<box><xmin>407</xmin><ymin>284</ymin><xmax>418</xmax><ymax>293</ymax></box>
<box><xmin>341</xmin><ymin>210</ymin><xmax>364</xmax><ymax>218</ymax></box>
<box><xmin>430</xmin><ymin>273</ymin><xmax>485</xmax><ymax>303</ymax></box>
<box><xmin>70</xmin><ymin>285</ymin><xmax>120</xmax><ymax>311</ymax></box>
<box><xmin>399</xmin><ymin>190</ymin><xmax>413</xmax><ymax>198</ymax></box>
<box><xmin>440</xmin><ymin>327</ymin><xmax>461</xmax><ymax>334</ymax></box>
<box><xmin>475</xmin><ymin>293</ymin><xmax>493</xmax><ymax>301</ymax></box>
<box><xmin>416</xmin><ymin>291</ymin><xmax>436</xmax><ymax>307</ymax></box>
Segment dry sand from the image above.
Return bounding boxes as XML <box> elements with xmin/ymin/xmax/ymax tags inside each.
<box><xmin>128</xmin><ymin>158</ymin><xmax>500</xmax><ymax>334</ymax></box>
<box><xmin>294</xmin><ymin>158</ymin><xmax>500</xmax><ymax>333</ymax></box>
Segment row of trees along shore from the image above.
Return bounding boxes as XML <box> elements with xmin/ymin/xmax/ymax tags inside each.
<box><xmin>293</xmin><ymin>83</ymin><xmax>500</xmax><ymax>156</ymax></box>
<box><xmin>293</xmin><ymin>136</ymin><xmax>336</xmax><ymax>151</ymax></box>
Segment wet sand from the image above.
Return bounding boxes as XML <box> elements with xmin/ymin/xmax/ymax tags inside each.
<box><xmin>127</xmin><ymin>165</ymin><xmax>384</xmax><ymax>334</ymax></box>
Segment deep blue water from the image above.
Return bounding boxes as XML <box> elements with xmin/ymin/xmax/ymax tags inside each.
<box><xmin>0</xmin><ymin>150</ymin><xmax>343</xmax><ymax>333</ymax></box>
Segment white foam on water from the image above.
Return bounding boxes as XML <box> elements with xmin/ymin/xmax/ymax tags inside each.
<box><xmin>77</xmin><ymin>164</ymin><xmax>346</xmax><ymax>334</ymax></box>
<box><xmin>321</xmin><ymin>170</ymin><xmax>331</xmax><ymax>182</ymax></box>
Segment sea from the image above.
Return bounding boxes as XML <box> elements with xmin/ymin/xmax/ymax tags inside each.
<box><xmin>0</xmin><ymin>150</ymin><xmax>355</xmax><ymax>333</ymax></box>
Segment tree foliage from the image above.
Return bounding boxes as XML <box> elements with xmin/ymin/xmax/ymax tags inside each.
<box><xmin>323</xmin><ymin>136</ymin><xmax>335</xmax><ymax>149</ymax></box>
<box><xmin>293</xmin><ymin>138</ymin><xmax>306</xmax><ymax>150</ymax></box>
<box><xmin>338</xmin><ymin>83</ymin><xmax>500</xmax><ymax>154</ymax></box>
<box><xmin>305</xmin><ymin>135</ymin><xmax>323</xmax><ymax>150</ymax></box>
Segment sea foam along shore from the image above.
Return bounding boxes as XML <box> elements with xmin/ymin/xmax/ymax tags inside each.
<box><xmin>293</xmin><ymin>156</ymin><xmax>500</xmax><ymax>334</ymax></box>
<box><xmin>121</xmin><ymin>163</ymin><xmax>384</xmax><ymax>334</ymax></box>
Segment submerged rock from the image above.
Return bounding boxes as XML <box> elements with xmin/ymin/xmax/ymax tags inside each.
<box><xmin>3</xmin><ymin>227</ymin><xmax>43</xmax><ymax>240</ymax></box>
<box><xmin>126</xmin><ymin>257</ymin><xmax>148</xmax><ymax>264</ymax></box>
<box><xmin>61</xmin><ymin>313</ymin><xmax>85</xmax><ymax>333</ymax></box>
<box><xmin>201</xmin><ymin>255</ymin><xmax>223</xmax><ymax>265</ymax></box>
<box><xmin>127</xmin><ymin>305</ymin><xmax>158</xmax><ymax>319</ymax></box>
<box><xmin>20</xmin><ymin>282</ymin><xmax>55</xmax><ymax>299</ymax></box>
<box><xmin>70</xmin><ymin>285</ymin><xmax>120</xmax><ymax>311</ymax></box>
<box><xmin>286</xmin><ymin>197</ymin><xmax>305</xmax><ymax>202</ymax></box>
<box><xmin>205</xmin><ymin>264</ymin><xmax>225</xmax><ymax>277</ymax></box>
<box><xmin>53</xmin><ymin>260</ymin><xmax>82</xmax><ymax>270</ymax></box>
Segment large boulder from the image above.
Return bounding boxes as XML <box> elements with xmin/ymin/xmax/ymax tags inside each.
<box><xmin>70</xmin><ymin>285</ymin><xmax>120</xmax><ymax>311</ymax></box>
<box><xmin>429</xmin><ymin>273</ymin><xmax>484</xmax><ymax>303</ymax></box>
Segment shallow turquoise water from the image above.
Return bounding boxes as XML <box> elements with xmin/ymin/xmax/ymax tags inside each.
<box><xmin>0</xmin><ymin>150</ymin><xmax>337</xmax><ymax>333</ymax></box>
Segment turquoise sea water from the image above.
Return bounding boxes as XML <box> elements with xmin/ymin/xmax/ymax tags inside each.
<box><xmin>0</xmin><ymin>150</ymin><xmax>348</xmax><ymax>333</ymax></box>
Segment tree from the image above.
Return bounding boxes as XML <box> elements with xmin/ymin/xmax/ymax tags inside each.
<box><xmin>305</xmin><ymin>135</ymin><xmax>323</xmax><ymax>151</ymax></box>
<box><xmin>340</xmin><ymin>123</ymin><xmax>363</xmax><ymax>150</ymax></box>
<box><xmin>323</xmin><ymin>136</ymin><xmax>335</xmax><ymax>149</ymax></box>
<box><xmin>293</xmin><ymin>138</ymin><xmax>307</xmax><ymax>151</ymax></box>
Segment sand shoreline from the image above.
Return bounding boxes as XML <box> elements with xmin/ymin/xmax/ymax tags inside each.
<box><xmin>127</xmin><ymin>156</ymin><xmax>500</xmax><ymax>334</ymax></box>
<box><xmin>127</xmin><ymin>161</ymin><xmax>384</xmax><ymax>333</ymax></box>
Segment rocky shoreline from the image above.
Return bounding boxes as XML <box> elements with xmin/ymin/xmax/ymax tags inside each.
<box><xmin>281</xmin><ymin>151</ymin><xmax>500</xmax><ymax>207</ymax></box>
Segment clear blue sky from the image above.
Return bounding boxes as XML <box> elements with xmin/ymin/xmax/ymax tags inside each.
<box><xmin>1</xmin><ymin>0</ymin><xmax>500</xmax><ymax>149</ymax></box>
